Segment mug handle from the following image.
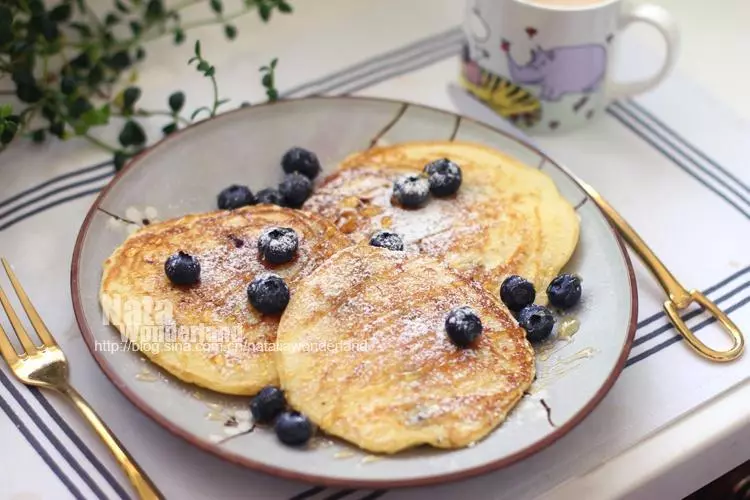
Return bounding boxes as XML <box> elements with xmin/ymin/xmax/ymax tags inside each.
<box><xmin>608</xmin><ymin>3</ymin><xmax>680</xmax><ymax>100</ymax></box>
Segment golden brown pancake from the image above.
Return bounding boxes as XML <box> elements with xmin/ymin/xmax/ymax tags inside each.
<box><xmin>100</xmin><ymin>205</ymin><xmax>351</xmax><ymax>395</ymax></box>
<box><xmin>303</xmin><ymin>141</ymin><xmax>579</xmax><ymax>303</ymax></box>
<box><xmin>276</xmin><ymin>245</ymin><xmax>535</xmax><ymax>453</ymax></box>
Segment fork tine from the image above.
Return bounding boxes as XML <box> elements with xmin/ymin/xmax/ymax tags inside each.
<box><xmin>0</xmin><ymin>284</ymin><xmax>38</xmax><ymax>354</ymax></box>
<box><xmin>0</xmin><ymin>322</ymin><xmax>20</xmax><ymax>365</ymax></box>
<box><xmin>1</xmin><ymin>259</ymin><xmax>56</xmax><ymax>349</ymax></box>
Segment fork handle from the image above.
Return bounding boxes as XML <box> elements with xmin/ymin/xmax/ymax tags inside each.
<box><xmin>59</xmin><ymin>384</ymin><xmax>163</xmax><ymax>500</ymax></box>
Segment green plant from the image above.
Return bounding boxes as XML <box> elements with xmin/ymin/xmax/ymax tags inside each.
<box><xmin>0</xmin><ymin>0</ymin><xmax>291</xmax><ymax>168</ymax></box>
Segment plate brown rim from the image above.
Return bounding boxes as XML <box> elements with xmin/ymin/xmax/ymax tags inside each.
<box><xmin>70</xmin><ymin>95</ymin><xmax>638</xmax><ymax>489</ymax></box>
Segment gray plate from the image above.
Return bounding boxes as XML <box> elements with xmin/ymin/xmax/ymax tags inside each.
<box><xmin>71</xmin><ymin>97</ymin><xmax>637</xmax><ymax>488</ymax></box>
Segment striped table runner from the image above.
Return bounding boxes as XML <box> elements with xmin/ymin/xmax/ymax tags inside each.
<box><xmin>0</xmin><ymin>1</ymin><xmax>748</xmax><ymax>498</ymax></box>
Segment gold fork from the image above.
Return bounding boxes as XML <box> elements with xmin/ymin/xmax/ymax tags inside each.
<box><xmin>0</xmin><ymin>258</ymin><xmax>161</xmax><ymax>500</ymax></box>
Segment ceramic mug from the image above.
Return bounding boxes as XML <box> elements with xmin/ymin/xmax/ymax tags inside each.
<box><xmin>461</xmin><ymin>0</ymin><xmax>680</xmax><ymax>133</ymax></box>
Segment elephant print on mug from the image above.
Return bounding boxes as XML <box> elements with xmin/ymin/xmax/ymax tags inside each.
<box><xmin>502</xmin><ymin>40</ymin><xmax>607</xmax><ymax>102</ymax></box>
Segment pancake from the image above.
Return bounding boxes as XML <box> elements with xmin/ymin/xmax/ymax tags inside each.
<box><xmin>303</xmin><ymin>141</ymin><xmax>579</xmax><ymax>303</ymax></box>
<box><xmin>100</xmin><ymin>205</ymin><xmax>351</xmax><ymax>395</ymax></box>
<box><xmin>276</xmin><ymin>245</ymin><xmax>535</xmax><ymax>453</ymax></box>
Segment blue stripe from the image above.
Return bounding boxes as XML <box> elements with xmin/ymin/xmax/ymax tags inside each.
<box><xmin>0</xmin><ymin>392</ymin><xmax>86</xmax><ymax>499</ymax></box>
<box><xmin>29</xmin><ymin>388</ymin><xmax>131</xmax><ymax>500</ymax></box>
<box><xmin>607</xmin><ymin>104</ymin><xmax>750</xmax><ymax>220</ymax></box>
<box><xmin>0</xmin><ymin>370</ymin><xmax>105</xmax><ymax>498</ymax></box>
<box><xmin>628</xmin><ymin>99</ymin><xmax>750</xmax><ymax>194</ymax></box>
<box><xmin>633</xmin><ymin>278</ymin><xmax>750</xmax><ymax>347</ymax></box>
<box><xmin>634</xmin><ymin>266</ymin><xmax>750</xmax><ymax>331</ymax></box>
<box><xmin>0</xmin><ymin>187</ymin><xmax>103</xmax><ymax>231</ymax></box>
<box><xmin>0</xmin><ymin>161</ymin><xmax>112</xmax><ymax>210</ymax></box>
<box><xmin>613</xmin><ymin>102</ymin><xmax>750</xmax><ymax>209</ymax></box>
<box><xmin>0</xmin><ymin>170</ymin><xmax>114</xmax><ymax>222</ymax></box>
<box><xmin>626</xmin><ymin>292</ymin><xmax>750</xmax><ymax>367</ymax></box>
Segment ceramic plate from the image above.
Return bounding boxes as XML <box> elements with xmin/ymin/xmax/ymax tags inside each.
<box><xmin>71</xmin><ymin>97</ymin><xmax>636</xmax><ymax>487</ymax></box>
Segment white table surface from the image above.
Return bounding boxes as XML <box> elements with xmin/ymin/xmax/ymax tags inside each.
<box><xmin>0</xmin><ymin>0</ymin><xmax>748</xmax><ymax>498</ymax></box>
<box><xmin>544</xmin><ymin>1</ymin><xmax>750</xmax><ymax>498</ymax></box>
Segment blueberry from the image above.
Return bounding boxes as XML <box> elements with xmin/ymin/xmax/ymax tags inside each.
<box><xmin>258</xmin><ymin>227</ymin><xmax>299</xmax><ymax>264</ymax></box>
<box><xmin>255</xmin><ymin>188</ymin><xmax>284</xmax><ymax>206</ymax></box>
<box><xmin>250</xmin><ymin>386</ymin><xmax>286</xmax><ymax>424</ymax></box>
<box><xmin>445</xmin><ymin>306</ymin><xmax>483</xmax><ymax>348</ymax></box>
<box><xmin>547</xmin><ymin>274</ymin><xmax>582</xmax><ymax>309</ymax></box>
<box><xmin>279</xmin><ymin>173</ymin><xmax>313</xmax><ymax>208</ymax></box>
<box><xmin>517</xmin><ymin>304</ymin><xmax>555</xmax><ymax>343</ymax></box>
<box><xmin>281</xmin><ymin>147</ymin><xmax>321</xmax><ymax>179</ymax></box>
<box><xmin>275</xmin><ymin>411</ymin><xmax>313</xmax><ymax>446</ymax></box>
<box><xmin>424</xmin><ymin>158</ymin><xmax>462</xmax><ymax>197</ymax></box>
<box><xmin>392</xmin><ymin>174</ymin><xmax>429</xmax><ymax>208</ymax></box>
<box><xmin>500</xmin><ymin>275</ymin><xmax>536</xmax><ymax>312</ymax></box>
<box><xmin>164</xmin><ymin>251</ymin><xmax>200</xmax><ymax>285</ymax></box>
<box><xmin>247</xmin><ymin>273</ymin><xmax>290</xmax><ymax>314</ymax></box>
<box><xmin>369</xmin><ymin>231</ymin><xmax>404</xmax><ymax>251</ymax></box>
<box><xmin>218</xmin><ymin>185</ymin><xmax>255</xmax><ymax>210</ymax></box>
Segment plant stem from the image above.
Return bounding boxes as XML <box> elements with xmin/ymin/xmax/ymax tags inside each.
<box><xmin>115</xmin><ymin>110</ymin><xmax>190</xmax><ymax>125</ymax></box>
<box><xmin>179</xmin><ymin>7</ymin><xmax>256</xmax><ymax>32</ymax></box>
<box><xmin>82</xmin><ymin>133</ymin><xmax>118</xmax><ymax>153</ymax></box>
<box><xmin>210</xmin><ymin>76</ymin><xmax>219</xmax><ymax>116</ymax></box>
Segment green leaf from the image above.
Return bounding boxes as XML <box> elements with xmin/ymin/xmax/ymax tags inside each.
<box><xmin>168</xmin><ymin>91</ymin><xmax>185</xmax><ymax>113</ymax></box>
<box><xmin>270</xmin><ymin>58</ymin><xmax>278</xmax><ymax>69</ymax></box>
<box><xmin>105</xmin><ymin>13</ymin><xmax>119</xmax><ymax>26</ymax></box>
<box><xmin>16</xmin><ymin>84</ymin><xmax>43</xmax><ymax>103</ymax></box>
<box><xmin>72</xmin><ymin>121</ymin><xmax>90</xmax><ymax>135</ymax></box>
<box><xmin>31</xmin><ymin>129</ymin><xmax>46</xmax><ymax>143</ymax></box>
<box><xmin>261</xmin><ymin>73</ymin><xmax>272</xmax><ymax>88</ymax></box>
<box><xmin>266</xmin><ymin>88</ymin><xmax>279</xmax><ymax>101</ymax></box>
<box><xmin>210</xmin><ymin>0</ymin><xmax>223</xmax><ymax>14</ymax></box>
<box><xmin>205</xmin><ymin>66</ymin><xmax>215</xmax><ymax>77</ymax></box>
<box><xmin>60</xmin><ymin>76</ymin><xmax>77</xmax><ymax>95</ymax></box>
<box><xmin>113</xmin><ymin>151</ymin><xmax>130</xmax><ymax>171</ymax></box>
<box><xmin>50</xmin><ymin>3</ymin><xmax>73</xmax><ymax>21</ymax></box>
<box><xmin>105</xmin><ymin>50</ymin><xmax>131</xmax><ymax>70</ymax></box>
<box><xmin>162</xmin><ymin>123</ymin><xmax>177</xmax><ymax>136</ymax></box>
<box><xmin>130</xmin><ymin>20</ymin><xmax>142</xmax><ymax>36</ymax></box>
<box><xmin>216</xmin><ymin>98</ymin><xmax>230</xmax><ymax>107</ymax></box>
<box><xmin>135</xmin><ymin>47</ymin><xmax>146</xmax><ymax>60</ymax></box>
<box><xmin>69</xmin><ymin>97</ymin><xmax>93</xmax><ymax>119</ymax></box>
<box><xmin>122</xmin><ymin>86</ymin><xmax>142</xmax><ymax>110</ymax></box>
<box><xmin>173</xmin><ymin>28</ymin><xmax>185</xmax><ymax>45</ymax></box>
<box><xmin>87</xmin><ymin>65</ymin><xmax>104</xmax><ymax>86</ymax></box>
<box><xmin>115</xmin><ymin>0</ymin><xmax>130</xmax><ymax>13</ymax></box>
<box><xmin>0</xmin><ymin>104</ymin><xmax>12</xmax><ymax>118</ymax></box>
<box><xmin>119</xmin><ymin>120</ymin><xmax>146</xmax><ymax>147</ymax></box>
<box><xmin>197</xmin><ymin>60</ymin><xmax>210</xmax><ymax>72</ymax></box>
<box><xmin>49</xmin><ymin>122</ymin><xmax>65</xmax><ymax>138</ymax></box>
<box><xmin>69</xmin><ymin>22</ymin><xmax>93</xmax><ymax>37</ymax></box>
<box><xmin>0</xmin><ymin>123</ymin><xmax>17</xmax><ymax>145</ymax></box>
<box><xmin>224</xmin><ymin>24</ymin><xmax>237</xmax><ymax>40</ymax></box>
<box><xmin>277</xmin><ymin>1</ymin><xmax>292</xmax><ymax>13</ymax></box>
<box><xmin>194</xmin><ymin>40</ymin><xmax>202</xmax><ymax>58</ymax></box>
<box><xmin>81</xmin><ymin>104</ymin><xmax>111</xmax><ymax>127</ymax></box>
<box><xmin>258</xmin><ymin>3</ymin><xmax>271</xmax><ymax>21</ymax></box>
<box><xmin>146</xmin><ymin>0</ymin><xmax>165</xmax><ymax>20</ymax></box>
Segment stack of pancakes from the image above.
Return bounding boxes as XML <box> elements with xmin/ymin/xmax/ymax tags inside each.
<box><xmin>100</xmin><ymin>141</ymin><xmax>579</xmax><ymax>453</ymax></box>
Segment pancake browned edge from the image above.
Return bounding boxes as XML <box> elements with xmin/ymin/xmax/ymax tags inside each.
<box><xmin>303</xmin><ymin>141</ymin><xmax>580</xmax><ymax>303</ymax></box>
<box><xmin>276</xmin><ymin>245</ymin><xmax>535</xmax><ymax>454</ymax></box>
<box><xmin>100</xmin><ymin>205</ymin><xmax>351</xmax><ymax>396</ymax></box>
